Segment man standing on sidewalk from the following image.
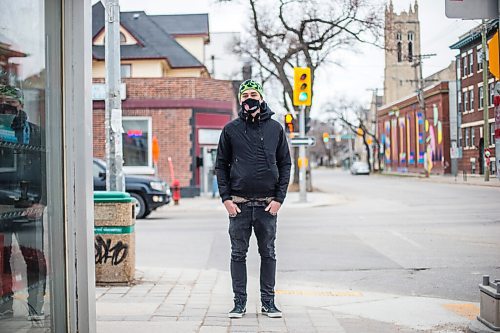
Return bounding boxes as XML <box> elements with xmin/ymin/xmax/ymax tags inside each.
<box><xmin>215</xmin><ymin>79</ymin><xmax>291</xmax><ymax>319</ymax></box>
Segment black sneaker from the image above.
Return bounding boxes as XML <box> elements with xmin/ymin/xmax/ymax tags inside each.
<box><xmin>261</xmin><ymin>299</ymin><xmax>282</xmax><ymax>318</ymax></box>
<box><xmin>228</xmin><ymin>298</ymin><xmax>246</xmax><ymax>318</ymax></box>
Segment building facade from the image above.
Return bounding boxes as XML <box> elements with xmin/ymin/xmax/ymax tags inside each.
<box><xmin>377</xmin><ymin>82</ymin><xmax>454</xmax><ymax>175</ymax></box>
<box><xmin>1</xmin><ymin>0</ymin><xmax>95</xmax><ymax>332</ymax></box>
<box><xmin>91</xmin><ymin>3</ymin><xmax>237</xmax><ymax>197</ymax></box>
<box><xmin>384</xmin><ymin>0</ymin><xmax>421</xmax><ymax>105</ymax></box>
<box><xmin>450</xmin><ymin>20</ymin><xmax>498</xmax><ymax>175</ymax></box>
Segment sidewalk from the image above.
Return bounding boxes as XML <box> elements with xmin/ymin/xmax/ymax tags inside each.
<box><xmin>378</xmin><ymin>171</ymin><xmax>500</xmax><ymax>188</ymax></box>
<box><xmin>96</xmin><ymin>267</ymin><xmax>477</xmax><ymax>333</ymax></box>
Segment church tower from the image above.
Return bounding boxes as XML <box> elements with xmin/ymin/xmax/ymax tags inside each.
<box><xmin>383</xmin><ymin>0</ymin><xmax>421</xmax><ymax>105</ymax></box>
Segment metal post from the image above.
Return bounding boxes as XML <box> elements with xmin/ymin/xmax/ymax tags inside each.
<box><xmin>299</xmin><ymin>105</ymin><xmax>307</xmax><ymax>202</ymax></box>
<box><xmin>103</xmin><ymin>0</ymin><xmax>125</xmax><ymax>191</ymax></box>
<box><xmin>417</xmin><ymin>56</ymin><xmax>429</xmax><ymax>177</ymax></box>
<box><xmin>497</xmin><ymin>1</ymin><xmax>500</xmax><ymax>179</ymax></box>
<box><xmin>348</xmin><ymin>133</ymin><xmax>353</xmax><ymax>168</ymax></box>
<box><xmin>482</xmin><ymin>20</ymin><xmax>490</xmax><ymax>181</ymax></box>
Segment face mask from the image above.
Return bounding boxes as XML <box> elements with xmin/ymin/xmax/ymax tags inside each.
<box><xmin>0</xmin><ymin>103</ymin><xmax>18</xmax><ymax>114</ymax></box>
<box><xmin>241</xmin><ymin>98</ymin><xmax>261</xmax><ymax>113</ymax></box>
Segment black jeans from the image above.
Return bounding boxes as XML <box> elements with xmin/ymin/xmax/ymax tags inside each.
<box><xmin>228</xmin><ymin>202</ymin><xmax>277</xmax><ymax>303</ymax></box>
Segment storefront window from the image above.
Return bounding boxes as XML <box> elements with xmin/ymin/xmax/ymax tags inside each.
<box><xmin>0</xmin><ymin>0</ymin><xmax>62</xmax><ymax>330</ymax></box>
<box><xmin>122</xmin><ymin>117</ymin><xmax>152</xmax><ymax>171</ymax></box>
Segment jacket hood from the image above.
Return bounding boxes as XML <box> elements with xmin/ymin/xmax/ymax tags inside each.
<box><xmin>238</xmin><ymin>101</ymin><xmax>274</xmax><ymax>122</ymax></box>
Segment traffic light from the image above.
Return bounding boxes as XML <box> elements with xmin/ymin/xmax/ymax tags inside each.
<box><xmin>293</xmin><ymin>67</ymin><xmax>312</xmax><ymax>106</ymax></box>
<box><xmin>488</xmin><ymin>31</ymin><xmax>499</xmax><ymax>79</ymax></box>
<box><xmin>284</xmin><ymin>113</ymin><xmax>295</xmax><ymax>133</ymax></box>
<box><xmin>322</xmin><ymin>132</ymin><xmax>330</xmax><ymax>143</ymax></box>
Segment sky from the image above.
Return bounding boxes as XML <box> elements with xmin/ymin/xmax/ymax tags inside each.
<box><xmin>99</xmin><ymin>0</ymin><xmax>481</xmax><ymax>118</ymax></box>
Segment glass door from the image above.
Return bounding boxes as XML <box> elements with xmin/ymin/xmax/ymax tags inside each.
<box><xmin>0</xmin><ymin>0</ymin><xmax>66</xmax><ymax>331</ymax></box>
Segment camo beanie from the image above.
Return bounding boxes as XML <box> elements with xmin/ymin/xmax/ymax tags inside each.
<box><xmin>238</xmin><ymin>79</ymin><xmax>264</xmax><ymax>101</ymax></box>
<box><xmin>0</xmin><ymin>85</ymin><xmax>24</xmax><ymax>104</ymax></box>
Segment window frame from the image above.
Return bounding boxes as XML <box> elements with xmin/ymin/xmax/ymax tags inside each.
<box><xmin>464</xmin><ymin>91</ymin><xmax>469</xmax><ymax>112</ymax></box>
<box><xmin>490</xmin><ymin>123</ymin><xmax>495</xmax><ymax>147</ymax></box>
<box><xmin>469</xmin><ymin>53</ymin><xmax>474</xmax><ymax>75</ymax></box>
<box><xmin>465</xmin><ymin>127</ymin><xmax>470</xmax><ymax>147</ymax></box>
<box><xmin>120</xmin><ymin>63</ymin><xmax>132</xmax><ymax>78</ymax></box>
<box><xmin>122</xmin><ymin>116</ymin><xmax>154</xmax><ymax>174</ymax></box>
<box><xmin>479</xmin><ymin>86</ymin><xmax>484</xmax><ymax>109</ymax></box>
<box><xmin>470</xmin><ymin>87</ymin><xmax>474</xmax><ymax>112</ymax></box>
<box><xmin>463</xmin><ymin>56</ymin><xmax>468</xmax><ymax>77</ymax></box>
<box><xmin>471</xmin><ymin>127</ymin><xmax>475</xmax><ymax>147</ymax></box>
<box><xmin>477</xmin><ymin>46</ymin><xmax>484</xmax><ymax>71</ymax></box>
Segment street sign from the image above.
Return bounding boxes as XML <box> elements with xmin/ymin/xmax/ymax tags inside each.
<box><xmin>445</xmin><ymin>0</ymin><xmax>498</xmax><ymax>19</ymax></box>
<box><xmin>451</xmin><ymin>146</ymin><xmax>463</xmax><ymax>159</ymax></box>
<box><xmin>290</xmin><ymin>136</ymin><xmax>316</xmax><ymax>147</ymax></box>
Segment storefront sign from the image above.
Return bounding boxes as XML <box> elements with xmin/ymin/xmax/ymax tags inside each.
<box><xmin>92</xmin><ymin>83</ymin><xmax>127</xmax><ymax>100</ymax></box>
<box><xmin>198</xmin><ymin>129</ymin><xmax>222</xmax><ymax>145</ymax></box>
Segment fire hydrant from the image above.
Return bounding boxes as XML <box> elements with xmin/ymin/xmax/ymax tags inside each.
<box><xmin>172</xmin><ymin>179</ymin><xmax>181</xmax><ymax>205</ymax></box>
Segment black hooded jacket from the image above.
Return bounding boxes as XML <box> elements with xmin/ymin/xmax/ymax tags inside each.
<box><xmin>215</xmin><ymin>102</ymin><xmax>291</xmax><ymax>203</ymax></box>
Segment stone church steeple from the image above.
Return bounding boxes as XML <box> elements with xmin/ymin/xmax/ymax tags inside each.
<box><xmin>383</xmin><ymin>1</ymin><xmax>421</xmax><ymax>105</ymax></box>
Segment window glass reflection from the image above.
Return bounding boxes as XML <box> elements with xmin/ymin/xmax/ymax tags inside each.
<box><xmin>0</xmin><ymin>0</ymin><xmax>51</xmax><ymax>330</ymax></box>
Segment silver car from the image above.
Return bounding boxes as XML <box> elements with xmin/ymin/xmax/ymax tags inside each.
<box><xmin>350</xmin><ymin>162</ymin><xmax>370</xmax><ymax>175</ymax></box>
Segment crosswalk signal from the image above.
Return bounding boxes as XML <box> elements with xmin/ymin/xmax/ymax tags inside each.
<box><xmin>322</xmin><ymin>132</ymin><xmax>329</xmax><ymax>143</ymax></box>
<box><xmin>293</xmin><ymin>67</ymin><xmax>312</xmax><ymax>106</ymax></box>
<box><xmin>285</xmin><ymin>113</ymin><xmax>295</xmax><ymax>133</ymax></box>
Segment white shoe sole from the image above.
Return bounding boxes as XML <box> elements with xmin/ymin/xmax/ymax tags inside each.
<box><xmin>228</xmin><ymin>311</ymin><xmax>245</xmax><ymax>318</ymax></box>
<box><xmin>263</xmin><ymin>312</ymin><xmax>282</xmax><ymax>318</ymax></box>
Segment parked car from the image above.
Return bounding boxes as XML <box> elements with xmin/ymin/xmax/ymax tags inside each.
<box><xmin>350</xmin><ymin>161</ymin><xmax>370</xmax><ymax>175</ymax></box>
<box><xmin>93</xmin><ymin>158</ymin><xmax>171</xmax><ymax>219</ymax></box>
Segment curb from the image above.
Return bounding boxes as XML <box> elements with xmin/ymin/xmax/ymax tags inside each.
<box><xmin>467</xmin><ymin>319</ymin><xmax>498</xmax><ymax>333</ymax></box>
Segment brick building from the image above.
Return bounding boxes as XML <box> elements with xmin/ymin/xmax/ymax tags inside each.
<box><xmin>450</xmin><ymin>20</ymin><xmax>498</xmax><ymax>175</ymax></box>
<box><xmin>91</xmin><ymin>3</ymin><xmax>237</xmax><ymax>197</ymax></box>
<box><xmin>377</xmin><ymin>82</ymin><xmax>455</xmax><ymax>174</ymax></box>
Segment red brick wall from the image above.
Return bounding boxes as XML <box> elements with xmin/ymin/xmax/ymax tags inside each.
<box><xmin>93</xmin><ymin>108</ymin><xmax>193</xmax><ymax>187</ymax></box>
<box><xmin>92</xmin><ymin>77</ymin><xmax>236</xmax><ymax>194</ymax></box>
<box><xmin>122</xmin><ymin>78</ymin><xmax>234</xmax><ymax>101</ymax></box>
<box><xmin>457</xmin><ymin>41</ymin><xmax>497</xmax><ymax>175</ymax></box>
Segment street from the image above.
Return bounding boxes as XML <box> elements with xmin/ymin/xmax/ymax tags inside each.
<box><xmin>96</xmin><ymin>168</ymin><xmax>500</xmax><ymax>333</ymax></box>
<box><xmin>139</xmin><ymin>168</ymin><xmax>500</xmax><ymax>302</ymax></box>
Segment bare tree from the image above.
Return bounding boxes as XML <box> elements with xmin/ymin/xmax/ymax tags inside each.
<box><xmin>327</xmin><ymin>99</ymin><xmax>382</xmax><ymax>172</ymax></box>
<box><xmin>229</xmin><ymin>0</ymin><xmax>382</xmax><ymax>111</ymax></box>
<box><xmin>220</xmin><ymin>0</ymin><xmax>382</xmax><ymax>183</ymax></box>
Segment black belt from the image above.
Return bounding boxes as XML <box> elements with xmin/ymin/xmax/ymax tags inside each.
<box><xmin>239</xmin><ymin>201</ymin><xmax>268</xmax><ymax>207</ymax></box>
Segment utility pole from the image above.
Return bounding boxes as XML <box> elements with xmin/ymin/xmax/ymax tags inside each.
<box><xmin>481</xmin><ymin>20</ymin><xmax>490</xmax><ymax>181</ymax></box>
<box><xmin>103</xmin><ymin>0</ymin><xmax>125</xmax><ymax>191</ymax></box>
<box><xmin>412</xmin><ymin>53</ymin><xmax>436</xmax><ymax>177</ymax></box>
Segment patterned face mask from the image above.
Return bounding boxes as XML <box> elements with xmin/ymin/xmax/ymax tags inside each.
<box><xmin>241</xmin><ymin>98</ymin><xmax>260</xmax><ymax>113</ymax></box>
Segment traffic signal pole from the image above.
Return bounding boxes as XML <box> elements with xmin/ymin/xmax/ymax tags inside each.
<box><xmin>299</xmin><ymin>105</ymin><xmax>307</xmax><ymax>203</ymax></box>
<box><xmin>481</xmin><ymin>20</ymin><xmax>490</xmax><ymax>181</ymax></box>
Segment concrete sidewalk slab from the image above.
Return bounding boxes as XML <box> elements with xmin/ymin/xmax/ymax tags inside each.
<box><xmin>96</xmin><ymin>267</ymin><xmax>475</xmax><ymax>333</ymax></box>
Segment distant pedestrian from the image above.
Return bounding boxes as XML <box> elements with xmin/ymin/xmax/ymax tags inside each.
<box><xmin>215</xmin><ymin>79</ymin><xmax>291</xmax><ymax>319</ymax></box>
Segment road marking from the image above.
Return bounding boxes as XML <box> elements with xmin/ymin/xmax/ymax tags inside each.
<box><xmin>442</xmin><ymin>303</ymin><xmax>479</xmax><ymax>320</ymax></box>
<box><xmin>275</xmin><ymin>290</ymin><xmax>363</xmax><ymax>297</ymax></box>
<box><xmin>389</xmin><ymin>230</ymin><xmax>424</xmax><ymax>249</ymax></box>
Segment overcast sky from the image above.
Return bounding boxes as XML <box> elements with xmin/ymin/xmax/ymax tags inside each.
<box><xmin>107</xmin><ymin>0</ymin><xmax>480</xmax><ymax>117</ymax></box>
